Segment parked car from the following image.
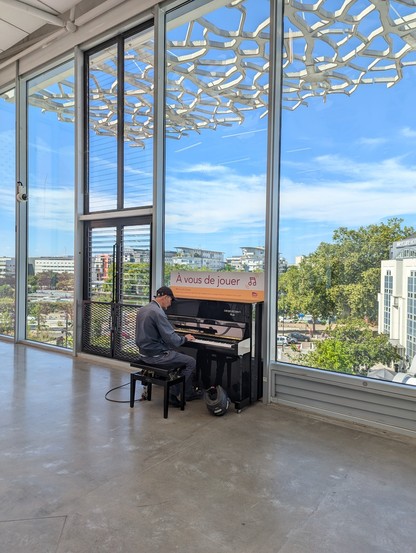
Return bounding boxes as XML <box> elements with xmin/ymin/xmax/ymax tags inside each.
<box><xmin>276</xmin><ymin>335</ymin><xmax>288</xmax><ymax>346</ymax></box>
<box><xmin>287</xmin><ymin>331</ymin><xmax>311</xmax><ymax>342</ymax></box>
<box><xmin>278</xmin><ymin>316</ymin><xmax>295</xmax><ymax>323</ymax></box>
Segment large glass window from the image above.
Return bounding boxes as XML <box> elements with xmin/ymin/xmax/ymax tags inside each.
<box><xmin>383</xmin><ymin>271</ymin><xmax>393</xmax><ymax>334</ymax></box>
<box><xmin>26</xmin><ymin>61</ymin><xmax>75</xmax><ymax>348</ymax></box>
<box><xmin>0</xmin><ymin>89</ymin><xmax>16</xmax><ymax>337</ymax></box>
<box><xmin>278</xmin><ymin>1</ymin><xmax>416</xmax><ymax>384</ymax></box>
<box><xmin>407</xmin><ymin>272</ymin><xmax>416</xmax><ymax>362</ymax></box>
<box><xmin>164</xmin><ymin>0</ymin><xmax>269</xmax><ymax>274</ymax></box>
<box><xmin>83</xmin><ymin>23</ymin><xmax>154</xmax><ymax>363</ymax></box>
<box><xmin>88</xmin><ymin>45</ymin><xmax>119</xmax><ymax>212</ymax></box>
<box><xmin>87</xmin><ymin>24</ymin><xmax>154</xmax><ymax>213</ymax></box>
<box><xmin>86</xmin><ymin>223</ymin><xmax>151</xmax><ymax>305</ymax></box>
<box><xmin>124</xmin><ymin>30</ymin><xmax>154</xmax><ymax>208</ymax></box>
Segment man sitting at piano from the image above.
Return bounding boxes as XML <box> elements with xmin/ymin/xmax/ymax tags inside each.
<box><xmin>135</xmin><ymin>286</ymin><xmax>202</xmax><ymax>407</ymax></box>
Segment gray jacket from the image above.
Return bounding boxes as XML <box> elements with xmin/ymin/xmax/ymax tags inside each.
<box><xmin>135</xmin><ymin>300</ymin><xmax>186</xmax><ymax>356</ymax></box>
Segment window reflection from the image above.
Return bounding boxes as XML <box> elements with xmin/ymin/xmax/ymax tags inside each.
<box><xmin>124</xmin><ymin>30</ymin><xmax>154</xmax><ymax>208</ymax></box>
<box><xmin>27</xmin><ymin>61</ymin><xmax>75</xmax><ymax>348</ymax></box>
<box><xmin>164</xmin><ymin>0</ymin><xmax>269</xmax><ymax>274</ymax></box>
<box><xmin>88</xmin><ymin>45</ymin><xmax>118</xmax><ymax>212</ymax></box>
<box><xmin>278</xmin><ymin>0</ymin><xmax>416</xmax><ymax>387</ymax></box>
<box><xmin>87</xmin><ymin>27</ymin><xmax>154</xmax><ymax>213</ymax></box>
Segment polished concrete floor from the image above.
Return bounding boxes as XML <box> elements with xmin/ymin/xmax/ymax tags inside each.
<box><xmin>1</xmin><ymin>341</ymin><xmax>416</xmax><ymax>553</ymax></box>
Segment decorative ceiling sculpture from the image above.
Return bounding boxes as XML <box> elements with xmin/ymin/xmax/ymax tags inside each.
<box><xmin>21</xmin><ymin>0</ymin><xmax>416</xmax><ymax>146</ymax></box>
<box><xmin>283</xmin><ymin>0</ymin><xmax>416</xmax><ymax>110</ymax></box>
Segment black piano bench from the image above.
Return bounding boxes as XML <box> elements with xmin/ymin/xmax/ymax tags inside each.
<box><xmin>129</xmin><ymin>361</ymin><xmax>186</xmax><ymax>419</ymax></box>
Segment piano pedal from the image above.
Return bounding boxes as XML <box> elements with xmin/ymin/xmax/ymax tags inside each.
<box><xmin>140</xmin><ymin>385</ymin><xmax>149</xmax><ymax>401</ymax></box>
<box><xmin>142</xmin><ymin>369</ymin><xmax>154</xmax><ymax>378</ymax></box>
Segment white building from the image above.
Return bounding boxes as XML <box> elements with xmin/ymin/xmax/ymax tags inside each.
<box><xmin>226</xmin><ymin>246</ymin><xmax>265</xmax><ymax>272</ymax></box>
<box><xmin>0</xmin><ymin>257</ymin><xmax>15</xmax><ymax>278</ymax></box>
<box><xmin>294</xmin><ymin>255</ymin><xmax>304</xmax><ymax>266</ymax></box>
<box><xmin>90</xmin><ymin>254</ymin><xmax>111</xmax><ymax>283</ymax></box>
<box><xmin>34</xmin><ymin>257</ymin><xmax>74</xmax><ymax>274</ymax></box>
<box><xmin>168</xmin><ymin>247</ymin><xmax>224</xmax><ymax>270</ymax></box>
<box><xmin>378</xmin><ymin>236</ymin><xmax>416</xmax><ymax>367</ymax></box>
<box><xmin>226</xmin><ymin>246</ymin><xmax>287</xmax><ymax>273</ymax></box>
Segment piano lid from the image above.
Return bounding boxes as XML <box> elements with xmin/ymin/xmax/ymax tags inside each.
<box><xmin>166</xmin><ymin>298</ymin><xmax>252</xmax><ymax>324</ymax></box>
<box><xmin>172</xmin><ymin>318</ymin><xmax>245</xmax><ymax>341</ymax></box>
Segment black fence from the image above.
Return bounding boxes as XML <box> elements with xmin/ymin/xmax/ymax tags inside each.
<box><xmin>82</xmin><ymin>300</ymin><xmax>140</xmax><ymax>362</ymax></box>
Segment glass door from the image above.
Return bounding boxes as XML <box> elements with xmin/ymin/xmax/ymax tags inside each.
<box><xmin>82</xmin><ymin>219</ymin><xmax>151</xmax><ymax>361</ymax></box>
<box><xmin>0</xmin><ymin>88</ymin><xmax>16</xmax><ymax>338</ymax></box>
<box><xmin>25</xmin><ymin>61</ymin><xmax>75</xmax><ymax>348</ymax></box>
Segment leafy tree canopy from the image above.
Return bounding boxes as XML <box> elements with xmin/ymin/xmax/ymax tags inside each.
<box><xmin>279</xmin><ymin>218</ymin><xmax>414</xmax><ymax>323</ymax></box>
<box><xmin>300</xmin><ymin>318</ymin><xmax>401</xmax><ymax>374</ymax></box>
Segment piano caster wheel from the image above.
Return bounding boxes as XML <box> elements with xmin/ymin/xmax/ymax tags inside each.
<box><xmin>236</xmin><ymin>409</ymin><xmax>242</xmax><ymax>414</ymax></box>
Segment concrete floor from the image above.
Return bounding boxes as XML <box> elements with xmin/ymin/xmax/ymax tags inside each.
<box><xmin>1</xmin><ymin>341</ymin><xmax>416</xmax><ymax>553</ymax></box>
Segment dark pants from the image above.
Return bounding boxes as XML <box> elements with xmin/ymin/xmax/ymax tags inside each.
<box><xmin>139</xmin><ymin>350</ymin><xmax>196</xmax><ymax>398</ymax></box>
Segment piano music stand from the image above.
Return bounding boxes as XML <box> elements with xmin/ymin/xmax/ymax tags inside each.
<box><xmin>130</xmin><ymin>362</ymin><xmax>186</xmax><ymax>419</ymax></box>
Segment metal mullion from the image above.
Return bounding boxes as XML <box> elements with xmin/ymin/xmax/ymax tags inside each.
<box><xmin>152</xmin><ymin>4</ymin><xmax>166</xmax><ymax>294</ymax></box>
<box><xmin>83</xmin><ymin>224</ymin><xmax>93</xmax><ymax>301</ymax></box>
<box><xmin>264</xmin><ymin>0</ymin><xmax>284</xmax><ymax>403</ymax></box>
<box><xmin>83</xmin><ymin>49</ymin><xmax>90</xmax><ymax>215</ymax></box>
<box><xmin>115</xmin><ymin>225</ymin><xmax>123</xmax><ymax>304</ymax></box>
<box><xmin>74</xmin><ymin>45</ymin><xmax>84</xmax><ymax>354</ymax></box>
<box><xmin>117</xmin><ymin>36</ymin><xmax>124</xmax><ymax>211</ymax></box>
<box><xmin>15</xmin><ymin>67</ymin><xmax>28</xmax><ymax>342</ymax></box>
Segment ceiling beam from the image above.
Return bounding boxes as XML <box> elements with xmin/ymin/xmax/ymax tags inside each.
<box><xmin>0</xmin><ymin>0</ymin><xmax>67</xmax><ymax>28</ymax></box>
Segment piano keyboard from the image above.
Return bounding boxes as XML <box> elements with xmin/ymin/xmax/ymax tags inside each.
<box><xmin>192</xmin><ymin>338</ymin><xmax>233</xmax><ymax>348</ymax></box>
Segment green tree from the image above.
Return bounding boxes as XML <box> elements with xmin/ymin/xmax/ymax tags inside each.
<box><xmin>332</xmin><ymin>218</ymin><xmax>413</xmax><ymax>282</ymax></box>
<box><xmin>0</xmin><ymin>284</ymin><xmax>14</xmax><ymax>298</ymax></box>
<box><xmin>102</xmin><ymin>261</ymin><xmax>151</xmax><ymax>304</ymax></box>
<box><xmin>300</xmin><ymin>319</ymin><xmax>401</xmax><ymax>374</ymax></box>
<box><xmin>278</xmin><ymin>246</ymin><xmax>336</xmax><ymax>332</ymax></box>
<box><xmin>0</xmin><ymin>297</ymin><xmax>15</xmax><ymax>335</ymax></box>
<box><xmin>27</xmin><ymin>302</ymin><xmax>45</xmax><ymax>331</ymax></box>
<box><xmin>278</xmin><ymin>218</ymin><xmax>414</xmax><ymax>324</ymax></box>
<box><xmin>55</xmin><ymin>272</ymin><xmax>74</xmax><ymax>291</ymax></box>
<box><xmin>328</xmin><ymin>218</ymin><xmax>413</xmax><ymax>321</ymax></box>
<box><xmin>27</xmin><ymin>274</ymin><xmax>39</xmax><ymax>293</ymax></box>
<box><xmin>37</xmin><ymin>271</ymin><xmax>57</xmax><ymax>290</ymax></box>
<box><xmin>124</xmin><ymin>262</ymin><xmax>151</xmax><ymax>302</ymax></box>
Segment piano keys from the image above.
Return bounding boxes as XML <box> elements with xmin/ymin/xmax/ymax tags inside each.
<box><xmin>166</xmin><ymin>298</ymin><xmax>263</xmax><ymax>411</ymax></box>
<box><xmin>191</xmin><ymin>337</ymin><xmax>251</xmax><ymax>356</ymax></box>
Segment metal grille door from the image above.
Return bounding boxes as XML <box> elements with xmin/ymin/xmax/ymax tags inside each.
<box><xmin>82</xmin><ymin>220</ymin><xmax>151</xmax><ymax>361</ymax></box>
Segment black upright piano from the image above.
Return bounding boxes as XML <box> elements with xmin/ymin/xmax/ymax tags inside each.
<box><xmin>166</xmin><ymin>298</ymin><xmax>263</xmax><ymax>411</ymax></box>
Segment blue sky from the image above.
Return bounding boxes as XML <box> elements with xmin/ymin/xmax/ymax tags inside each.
<box><xmin>1</xmin><ymin>0</ymin><xmax>416</xmax><ymax>264</ymax></box>
<box><xmin>279</xmin><ymin>66</ymin><xmax>416</xmax><ymax>263</ymax></box>
<box><xmin>164</xmin><ymin>59</ymin><xmax>416</xmax><ymax>262</ymax></box>
<box><xmin>163</xmin><ymin>0</ymin><xmax>416</xmax><ymax>263</ymax></box>
<box><xmin>164</xmin><ymin>109</ymin><xmax>268</xmax><ymax>258</ymax></box>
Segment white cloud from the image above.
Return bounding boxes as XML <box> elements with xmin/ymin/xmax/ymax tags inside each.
<box><xmin>222</xmin><ymin>128</ymin><xmax>267</xmax><ymax>139</ymax></box>
<box><xmin>179</xmin><ymin>162</ymin><xmax>233</xmax><ymax>175</ymax></box>
<box><xmin>166</xmin><ymin>154</ymin><xmax>416</xmax><ymax>236</ymax></box>
<box><xmin>357</xmin><ymin>137</ymin><xmax>387</xmax><ymax>147</ymax></box>
<box><xmin>280</xmin><ymin>154</ymin><xmax>416</xmax><ymax>226</ymax></box>
<box><xmin>28</xmin><ymin>187</ymin><xmax>74</xmax><ymax>231</ymax></box>
<box><xmin>175</xmin><ymin>141</ymin><xmax>202</xmax><ymax>153</ymax></box>
<box><xmin>166</xmin><ymin>163</ymin><xmax>266</xmax><ymax>234</ymax></box>
<box><xmin>401</xmin><ymin>126</ymin><xmax>416</xmax><ymax>138</ymax></box>
<box><xmin>286</xmin><ymin>147</ymin><xmax>312</xmax><ymax>153</ymax></box>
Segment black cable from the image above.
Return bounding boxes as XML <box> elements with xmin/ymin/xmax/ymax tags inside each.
<box><xmin>104</xmin><ymin>381</ymin><xmax>144</xmax><ymax>403</ymax></box>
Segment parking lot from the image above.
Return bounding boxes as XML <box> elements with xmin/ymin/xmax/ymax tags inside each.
<box><xmin>276</xmin><ymin>319</ymin><xmax>331</xmax><ymax>362</ymax></box>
